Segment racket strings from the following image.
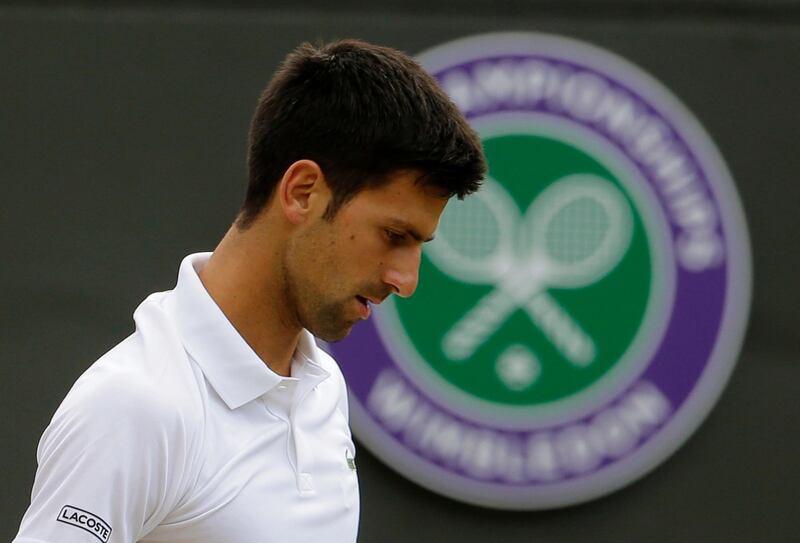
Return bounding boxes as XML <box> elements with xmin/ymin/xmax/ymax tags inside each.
<box><xmin>544</xmin><ymin>197</ymin><xmax>612</xmax><ymax>266</ymax></box>
<box><xmin>437</xmin><ymin>197</ymin><xmax>503</xmax><ymax>262</ymax></box>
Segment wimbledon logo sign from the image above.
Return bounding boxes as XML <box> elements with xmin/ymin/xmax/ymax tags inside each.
<box><xmin>329</xmin><ymin>32</ymin><xmax>751</xmax><ymax>509</ymax></box>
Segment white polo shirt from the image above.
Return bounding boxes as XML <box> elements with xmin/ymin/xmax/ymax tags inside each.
<box><xmin>14</xmin><ymin>253</ymin><xmax>360</xmax><ymax>543</ymax></box>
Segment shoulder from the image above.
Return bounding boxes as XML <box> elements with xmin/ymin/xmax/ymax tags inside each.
<box><xmin>43</xmin><ymin>322</ymin><xmax>204</xmax><ymax>461</ymax></box>
<box><xmin>86</xmin><ymin>332</ymin><xmax>198</xmax><ymax>415</ymax></box>
<box><xmin>26</xmin><ymin>311</ymin><xmax>206</xmax><ymax>539</ymax></box>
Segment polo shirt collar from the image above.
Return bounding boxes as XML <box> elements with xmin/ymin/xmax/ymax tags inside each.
<box><xmin>167</xmin><ymin>252</ymin><xmax>327</xmax><ymax>410</ymax></box>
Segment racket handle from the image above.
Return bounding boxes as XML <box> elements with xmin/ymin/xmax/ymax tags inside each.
<box><xmin>442</xmin><ymin>287</ymin><xmax>516</xmax><ymax>361</ymax></box>
<box><xmin>525</xmin><ymin>292</ymin><xmax>595</xmax><ymax>366</ymax></box>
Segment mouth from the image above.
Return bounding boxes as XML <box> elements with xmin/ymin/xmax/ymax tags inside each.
<box><xmin>355</xmin><ymin>295</ymin><xmax>371</xmax><ymax>319</ymax></box>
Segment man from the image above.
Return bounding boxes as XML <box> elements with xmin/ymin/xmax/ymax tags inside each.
<box><xmin>14</xmin><ymin>39</ymin><xmax>485</xmax><ymax>542</ymax></box>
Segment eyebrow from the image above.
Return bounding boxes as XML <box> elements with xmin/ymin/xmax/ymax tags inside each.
<box><xmin>388</xmin><ymin>219</ymin><xmax>435</xmax><ymax>243</ymax></box>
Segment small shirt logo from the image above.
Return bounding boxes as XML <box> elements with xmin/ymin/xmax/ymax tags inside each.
<box><xmin>345</xmin><ymin>449</ymin><xmax>357</xmax><ymax>471</ymax></box>
<box><xmin>57</xmin><ymin>505</ymin><xmax>112</xmax><ymax>543</ymax></box>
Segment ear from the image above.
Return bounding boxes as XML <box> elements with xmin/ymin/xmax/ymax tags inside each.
<box><xmin>277</xmin><ymin>160</ymin><xmax>330</xmax><ymax>225</ymax></box>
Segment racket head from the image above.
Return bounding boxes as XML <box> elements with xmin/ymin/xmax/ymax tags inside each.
<box><xmin>425</xmin><ymin>177</ymin><xmax>520</xmax><ymax>284</ymax></box>
<box><xmin>524</xmin><ymin>174</ymin><xmax>633</xmax><ymax>287</ymax></box>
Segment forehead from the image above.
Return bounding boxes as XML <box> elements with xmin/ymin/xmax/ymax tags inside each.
<box><xmin>349</xmin><ymin>171</ymin><xmax>450</xmax><ymax>225</ymax></box>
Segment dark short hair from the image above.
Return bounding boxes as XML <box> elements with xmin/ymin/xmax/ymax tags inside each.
<box><xmin>238</xmin><ymin>39</ymin><xmax>486</xmax><ymax>227</ymax></box>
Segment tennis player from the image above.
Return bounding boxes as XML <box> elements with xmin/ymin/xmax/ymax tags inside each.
<box><xmin>13</xmin><ymin>39</ymin><xmax>485</xmax><ymax>542</ymax></box>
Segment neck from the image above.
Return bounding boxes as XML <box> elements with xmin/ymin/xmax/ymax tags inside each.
<box><xmin>198</xmin><ymin>217</ymin><xmax>300</xmax><ymax>377</ymax></box>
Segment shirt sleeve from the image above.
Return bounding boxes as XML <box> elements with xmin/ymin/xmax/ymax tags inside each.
<box><xmin>13</xmin><ymin>370</ymin><xmax>193</xmax><ymax>543</ymax></box>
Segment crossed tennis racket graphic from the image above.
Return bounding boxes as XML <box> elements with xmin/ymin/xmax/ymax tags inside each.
<box><xmin>425</xmin><ymin>173</ymin><xmax>633</xmax><ymax>368</ymax></box>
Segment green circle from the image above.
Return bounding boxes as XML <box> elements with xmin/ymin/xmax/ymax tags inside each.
<box><xmin>394</xmin><ymin>134</ymin><xmax>653</xmax><ymax>406</ymax></box>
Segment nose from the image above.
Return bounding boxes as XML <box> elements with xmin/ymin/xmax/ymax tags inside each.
<box><xmin>382</xmin><ymin>246</ymin><xmax>421</xmax><ymax>298</ymax></box>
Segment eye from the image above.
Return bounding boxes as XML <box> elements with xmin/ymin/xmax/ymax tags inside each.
<box><xmin>385</xmin><ymin>229</ymin><xmax>406</xmax><ymax>245</ymax></box>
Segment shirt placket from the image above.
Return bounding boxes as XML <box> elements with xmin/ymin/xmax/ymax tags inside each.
<box><xmin>263</xmin><ymin>379</ymin><xmax>309</xmax><ymax>493</ymax></box>
<box><xmin>288</xmin><ymin>363</ymin><xmax>330</xmax><ymax>495</ymax></box>
<box><xmin>261</xmin><ymin>353</ymin><xmax>331</xmax><ymax>495</ymax></box>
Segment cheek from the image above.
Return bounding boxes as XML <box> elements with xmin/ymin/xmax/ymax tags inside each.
<box><xmin>347</xmin><ymin>233</ymin><xmax>386</xmax><ymax>271</ymax></box>
<box><xmin>318</xmin><ymin>233</ymin><xmax>362</xmax><ymax>288</ymax></box>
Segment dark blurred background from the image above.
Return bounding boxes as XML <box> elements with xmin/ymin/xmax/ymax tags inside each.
<box><xmin>2</xmin><ymin>1</ymin><xmax>798</xmax><ymax>541</ymax></box>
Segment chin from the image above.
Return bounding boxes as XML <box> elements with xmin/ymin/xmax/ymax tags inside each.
<box><xmin>310</xmin><ymin>321</ymin><xmax>357</xmax><ymax>343</ymax></box>
<box><xmin>303</xmin><ymin>301</ymin><xmax>360</xmax><ymax>343</ymax></box>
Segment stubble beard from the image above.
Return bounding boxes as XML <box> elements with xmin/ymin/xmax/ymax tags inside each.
<box><xmin>310</xmin><ymin>299</ymin><xmax>357</xmax><ymax>342</ymax></box>
<box><xmin>282</xmin><ymin>258</ymin><xmax>357</xmax><ymax>343</ymax></box>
